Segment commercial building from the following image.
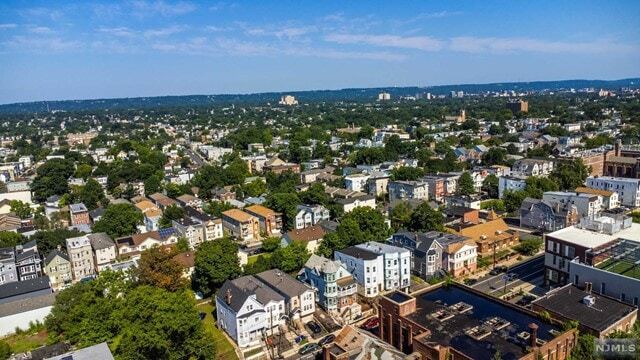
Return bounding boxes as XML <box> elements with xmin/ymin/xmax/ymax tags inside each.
<box><xmin>377</xmin><ymin>285</ymin><xmax>577</xmax><ymax>359</ymax></box>
<box><xmin>506</xmin><ymin>99</ymin><xmax>529</xmax><ymax>113</ymax></box>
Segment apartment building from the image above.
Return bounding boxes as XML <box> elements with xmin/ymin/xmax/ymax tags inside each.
<box><xmin>66</xmin><ymin>235</ymin><xmax>96</xmax><ymax>281</ymax></box>
<box><xmin>222</xmin><ymin>209</ymin><xmax>260</xmax><ymax>243</ymax></box>
<box><xmin>254</xmin><ymin>269</ymin><xmax>316</xmax><ymax>322</ymax></box>
<box><xmin>498</xmin><ymin>175</ymin><xmax>527</xmax><ymax>198</ymax></box>
<box><xmin>116</xmin><ymin>228</ymin><xmax>178</xmax><ymax>261</ymax></box>
<box><xmin>367</xmin><ymin>173</ymin><xmax>390</xmax><ymax>196</ymax></box>
<box><xmin>295</xmin><ymin>204</ymin><xmax>330</xmax><ymax>229</ymax></box>
<box><xmin>388</xmin><ymin>180</ymin><xmax>429</xmax><ymax>202</ymax></box>
<box><xmin>542</xmin><ymin>191</ymin><xmax>602</xmax><ymax>218</ymax></box>
<box><xmin>69</xmin><ymin>203</ymin><xmax>90</xmax><ymax>226</ymax></box>
<box><xmin>520</xmin><ymin>198</ymin><xmax>579</xmax><ymax>232</ymax></box>
<box><xmin>173</xmin><ymin>217</ymin><xmax>206</xmax><ymax>249</ymax></box>
<box><xmin>244</xmin><ymin>205</ymin><xmax>283</xmax><ymax>236</ymax></box>
<box><xmin>14</xmin><ymin>241</ymin><xmax>42</xmax><ymax>281</ymax></box>
<box><xmin>185</xmin><ymin>206</ymin><xmax>223</xmax><ymax>242</ymax></box>
<box><xmin>0</xmin><ymin>247</ymin><xmax>17</xmax><ymax>285</ymax></box>
<box><xmin>88</xmin><ymin>233</ymin><xmax>117</xmax><ymax>272</ymax></box>
<box><xmin>575</xmin><ymin>187</ymin><xmax>620</xmax><ymax>210</ymax></box>
<box><xmin>335</xmin><ymin>195</ymin><xmax>376</xmax><ymax>213</ymax></box>
<box><xmin>43</xmin><ymin>248</ymin><xmax>72</xmax><ymax>290</ymax></box>
<box><xmin>585</xmin><ymin>176</ymin><xmax>640</xmax><ymax>207</ymax></box>
<box><xmin>335</xmin><ymin>241</ymin><xmax>411</xmax><ymax>297</ymax></box>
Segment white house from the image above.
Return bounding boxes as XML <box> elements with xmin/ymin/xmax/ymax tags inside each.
<box><xmin>336</xmin><ymin>195</ymin><xmax>376</xmax><ymax>213</ymax></box>
<box><xmin>498</xmin><ymin>175</ymin><xmax>527</xmax><ymax>198</ymax></box>
<box><xmin>295</xmin><ymin>204</ymin><xmax>330</xmax><ymax>229</ymax></box>
<box><xmin>344</xmin><ymin>173</ymin><xmax>370</xmax><ymax>192</ymax></box>
<box><xmin>585</xmin><ymin>176</ymin><xmax>640</xmax><ymax>208</ymax></box>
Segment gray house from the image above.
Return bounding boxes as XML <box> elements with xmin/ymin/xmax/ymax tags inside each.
<box><xmin>519</xmin><ymin>198</ymin><xmax>579</xmax><ymax>232</ymax></box>
<box><xmin>0</xmin><ymin>247</ymin><xmax>17</xmax><ymax>285</ymax></box>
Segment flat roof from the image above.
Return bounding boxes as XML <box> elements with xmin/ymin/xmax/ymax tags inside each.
<box><xmin>546</xmin><ymin>223</ymin><xmax>640</xmax><ymax>249</ymax></box>
<box><xmin>406</xmin><ymin>285</ymin><xmax>561</xmax><ymax>360</ymax></box>
<box><xmin>532</xmin><ymin>284</ymin><xmax>636</xmax><ymax>332</ymax></box>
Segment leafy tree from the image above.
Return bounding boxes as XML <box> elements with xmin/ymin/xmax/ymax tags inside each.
<box><xmin>143</xmin><ymin>174</ymin><xmax>163</xmax><ymax>196</ymax></box>
<box><xmin>30</xmin><ymin>229</ymin><xmax>83</xmax><ymax>254</ymax></box>
<box><xmin>271</xmin><ymin>241</ymin><xmax>310</xmax><ymax>273</ymax></box>
<box><xmin>569</xmin><ymin>334</ymin><xmax>598</xmax><ymax>360</ymax></box>
<box><xmin>192</xmin><ymin>238</ymin><xmax>241</xmax><ymax>296</ymax></box>
<box><xmin>10</xmin><ymin>200</ymin><xmax>32</xmax><ymax>219</ymax></box>
<box><xmin>390</xmin><ymin>202</ymin><xmax>413</xmax><ymax>230</ymax></box>
<box><xmin>266</xmin><ymin>170</ymin><xmax>299</xmax><ymax>194</ymax></box>
<box><xmin>261</xmin><ymin>237</ymin><xmax>281</xmax><ymax>252</ymax></box>
<box><xmin>176</xmin><ymin>237</ymin><xmax>190</xmax><ymax>252</ymax></box>
<box><xmin>78</xmin><ymin>178</ymin><xmax>105</xmax><ymax>211</ymax></box>
<box><xmin>0</xmin><ymin>231</ymin><xmax>25</xmax><ymax>248</ymax></box>
<box><xmin>159</xmin><ymin>205</ymin><xmax>185</xmax><ymax>229</ymax></box>
<box><xmin>390</xmin><ymin>166</ymin><xmax>425</xmax><ymax>181</ymax></box>
<box><xmin>243</xmin><ymin>255</ymin><xmax>273</xmax><ymax>275</ymax></box>
<box><xmin>265</xmin><ymin>193</ymin><xmax>301</xmax><ymax>231</ymax></box>
<box><xmin>514</xmin><ymin>238</ymin><xmax>543</xmax><ymax>256</ymax></box>
<box><xmin>482</xmin><ymin>174</ymin><xmax>499</xmax><ymax>198</ymax></box>
<box><xmin>480</xmin><ymin>199</ymin><xmax>506</xmax><ymax>212</ymax></box>
<box><xmin>482</xmin><ymin>147</ymin><xmax>507</xmax><ymax>166</ymax></box>
<box><xmin>524</xmin><ymin>176</ymin><xmax>559</xmax><ymax>199</ymax></box>
<box><xmin>74</xmin><ymin>163</ymin><xmax>93</xmax><ymax>179</ymax></box>
<box><xmin>92</xmin><ymin>203</ymin><xmax>143</xmax><ymax>238</ymax></box>
<box><xmin>298</xmin><ymin>183</ymin><xmax>329</xmax><ymax>205</ymax></box>
<box><xmin>31</xmin><ymin>158</ymin><xmax>75</xmax><ymax>202</ymax></box>
<box><xmin>502</xmin><ymin>190</ymin><xmax>529</xmax><ymax>213</ymax></box>
<box><xmin>457</xmin><ymin>172</ymin><xmax>475</xmax><ymax>196</ymax></box>
<box><xmin>134</xmin><ymin>247</ymin><xmax>187</xmax><ymax>292</ymax></box>
<box><xmin>242</xmin><ymin>179</ymin><xmax>267</xmax><ymax>198</ymax></box>
<box><xmin>549</xmin><ymin>159</ymin><xmax>590</xmax><ymax>190</ymax></box>
<box><xmin>203</xmin><ymin>201</ymin><xmax>235</xmax><ymax>218</ymax></box>
<box><xmin>408</xmin><ymin>203</ymin><xmax>445</xmax><ymax>232</ymax></box>
<box><xmin>318</xmin><ymin>207</ymin><xmax>391</xmax><ymax>257</ymax></box>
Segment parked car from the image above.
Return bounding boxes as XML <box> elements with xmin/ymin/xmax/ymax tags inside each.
<box><xmin>319</xmin><ymin>334</ymin><xmax>336</xmax><ymax>346</ymax></box>
<box><xmin>463</xmin><ymin>278</ymin><xmax>478</xmax><ymax>285</ymax></box>
<box><xmin>294</xmin><ymin>335</ymin><xmax>307</xmax><ymax>344</ymax></box>
<box><xmin>307</xmin><ymin>321</ymin><xmax>322</xmax><ymax>334</ymax></box>
<box><xmin>362</xmin><ymin>317</ymin><xmax>380</xmax><ymax>330</ymax></box>
<box><xmin>298</xmin><ymin>343</ymin><xmax>320</xmax><ymax>355</ymax></box>
<box><xmin>506</xmin><ymin>273</ymin><xmax>518</xmax><ymax>281</ymax></box>
<box><xmin>489</xmin><ymin>266</ymin><xmax>508</xmax><ymax>275</ymax></box>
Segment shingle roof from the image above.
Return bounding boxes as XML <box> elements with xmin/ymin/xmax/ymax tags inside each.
<box><xmin>88</xmin><ymin>233</ymin><xmax>115</xmax><ymax>250</ymax></box>
<box><xmin>245</xmin><ymin>204</ymin><xmax>279</xmax><ymax>218</ymax></box>
<box><xmin>216</xmin><ymin>275</ymin><xmax>284</xmax><ymax>312</ymax></box>
<box><xmin>286</xmin><ymin>225</ymin><xmax>326</xmax><ymax>242</ymax></box>
<box><xmin>0</xmin><ymin>276</ymin><xmax>51</xmax><ymax>300</ymax></box>
<box><xmin>304</xmin><ymin>254</ymin><xmax>342</xmax><ymax>274</ymax></box>
<box><xmin>222</xmin><ymin>209</ymin><xmax>255</xmax><ymax>222</ymax></box>
<box><xmin>255</xmin><ymin>269</ymin><xmax>312</xmax><ymax>300</ymax></box>
<box><xmin>44</xmin><ymin>249</ymin><xmax>69</xmax><ymax>266</ymax></box>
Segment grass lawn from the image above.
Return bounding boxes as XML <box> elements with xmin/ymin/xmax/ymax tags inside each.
<box><xmin>247</xmin><ymin>252</ymin><xmax>272</xmax><ymax>265</ymax></box>
<box><xmin>2</xmin><ymin>330</ymin><xmax>48</xmax><ymax>354</ymax></box>
<box><xmin>197</xmin><ymin>302</ymin><xmax>239</xmax><ymax>360</ymax></box>
<box><xmin>598</xmin><ymin>259</ymin><xmax>640</xmax><ymax>279</ymax></box>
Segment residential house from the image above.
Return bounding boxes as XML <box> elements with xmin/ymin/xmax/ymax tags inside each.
<box><xmin>69</xmin><ymin>203</ymin><xmax>90</xmax><ymax>226</ymax></box>
<box><xmin>116</xmin><ymin>228</ymin><xmax>179</xmax><ymax>261</ymax></box>
<box><xmin>177</xmin><ymin>194</ymin><xmax>203</xmax><ymax>209</ymax></box>
<box><xmin>300</xmin><ymin>166</ymin><xmax>335</xmax><ymax>184</ymax></box>
<box><xmin>367</xmin><ymin>172</ymin><xmax>390</xmax><ymax>196</ymax></box>
<box><xmin>88</xmin><ymin>233</ymin><xmax>117</xmax><ymax>272</ymax></box>
<box><xmin>134</xmin><ymin>200</ymin><xmax>163</xmax><ymax>231</ymax></box>
<box><xmin>0</xmin><ymin>247</ymin><xmax>17</xmax><ymax>285</ymax></box>
<box><xmin>511</xmin><ymin>158</ymin><xmax>554</xmax><ymax>177</ymax></box>
<box><xmin>281</xmin><ymin>225</ymin><xmax>325</xmax><ymax>254</ymax></box>
<box><xmin>451</xmin><ymin>218</ymin><xmax>520</xmax><ymax>256</ymax></box>
<box><xmin>388</xmin><ymin>180</ymin><xmax>429</xmax><ymax>202</ymax></box>
<box><xmin>263</xmin><ymin>157</ymin><xmax>300</xmax><ymax>174</ymax></box>
<box><xmin>66</xmin><ymin>235</ymin><xmax>96</xmax><ymax>281</ymax></box>
<box><xmin>542</xmin><ymin>191</ymin><xmax>602</xmax><ymax>219</ymax></box>
<box><xmin>43</xmin><ymin>248</ymin><xmax>72</xmax><ymax>290</ymax></box>
<box><xmin>245</xmin><ymin>205</ymin><xmax>283</xmax><ymax>236</ymax></box>
<box><xmin>335</xmin><ymin>195</ymin><xmax>376</xmax><ymax>213</ymax></box>
<box><xmin>442</xmin><ymin>241</ymin><xmax>478</xmax><ymax>278</ymax></box>
<box><xmin>14</xmin><ymin>241</ymin><xmax>42</xmax><ymax>281</ymax></box>
<box><xmin>149</xmin><ymin>192</ymin><xmax>178</xmax><ymax>210</ymax></box>
<box><xmin>173</xmin><ymin>251</ymin><xmax>196</xmax><ymax>278</ymax></box>
<box><xmin>335</xmin><ymin>241</ymin><xmax>411</xmax><ymax>297</ymax></box>
<box><xmin>498</xmin><ymin>175</ymin><xmax>527</xmax><ymax>198</ymax></box>
<box><xmin>173</xmin><ymin>217</ymin><xmax>206</xmax><ymax>249</ymax></box>
<box><xmin>215</xmin><ymin>275</ymin><xmax>286</xmax><ymax>348</ymax></box>
<box><xmin>222</xmin><ymin>209</ymin><xmax>260</xmax><ymax>243</ymax></box>
<box><xmin>422</xmin><ymin>176</ymin><xmax>446</xmax><ymax>202</ymax></box>
<box><xmin>295</xmin><ymin>204</ymin><xmax>330</xmax><ymax>230</ymax></box>
<box><xmin>344</xmin><ymin>173</ymin><xmax>370</xmax><ymax>192</ymax></box>
<box><xmin>300</xmin><ymin>255</ymin><xmax>360</xmax><ymax>322</ymax></box>
<box><xmin>255</xmin><ymin>269</ymin><xmax>316</xmax><ymax>322</ymax></box>
<box><xmin>520</xmin><ymin>198</ymin><xmax>579</xmax><ymax>232</ymax></box>
<box><xmin>575</xmin><ymin>186</ymin><xmax>620</xmax><ymax>210</ymax></box>
<box><xmin>185</xmin><ymin>206</ymin><xmax>223</xmax><ymax>241</ymax></box>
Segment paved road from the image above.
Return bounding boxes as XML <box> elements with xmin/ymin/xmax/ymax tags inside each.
<box><xmin>472</xmin><ymin>255</ymin><xmax>544</xmax><ymax>294</ymax></box>
<box><xmin>185</xmin><ymin>148</ymin><xmax>206</xmax><ymax>168</ymax></box>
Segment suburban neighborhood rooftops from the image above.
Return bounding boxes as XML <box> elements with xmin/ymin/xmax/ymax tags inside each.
<box><xmin>44</xmin><ymin>249</ymin><xmax>69</xmax><ymax>266</ymax></box>
<box><xmin>285</xmin><ymin>225</ymin><xmax>326</xmax><ymax>242</ymax></box>
<box><xmin>88</xmin><ymin>233</ymin><xmax>114</xmax><ymax>250</ymax></box>
<box><xmin>0</xmin><ymin>276</ymin><xmax>51</xmax><ymax>301</ymax></box>
<box><xmin>245</xmin><ymin>204</ymin><xmax>279</xmax><ymax>218</ymax></box>
<box><xmin>216</xmin><ymin>275</ymin><xmax>284</xmax><ymax>312</ymax></box>
<box><xmin>255</xmin><ymin>269</ymin><xmax>312</xmax><ymax>300</ymax></box>
<box><xmin>222</xmin><ymin>209</ymin><xmax>255</xmax><ymax>223</ymax></box>
<box><xmin>337</xmin><ymin>245</ymin><xmax>379</xmax><ymax>260</ymax></box>
<box><xmin>575</xmin><ymin>186</ymin><xmax>615</xmax><ymax>197</ymax></box>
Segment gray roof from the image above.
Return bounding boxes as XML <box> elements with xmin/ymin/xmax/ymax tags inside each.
<box><xmin>336</xmin><ymin>245</ymin><xmax>379</xmax><ymax>261</ymax></box>
<box><xmin>45</xmin><ymin>342</ymin><xmax>114</xmax><ymax>360</ymax></box>
<box><xmin>0</xmin><ymin>292</ymin><xmax>55</xmax><ymax>317</ymax></box>
<box><xmin>44</xmin><ymin>249</ymin><xmax>69</xmax><ymax>266</ymax></box>
<box><xmin>216</xmin><ymin>275</ymin><xmax>284</xmax><ymax>313</ymax></box>
<box><xmin>88</xmin><ymin>233</ymin><xmax>115</xmax><ymax>250</ymax></box>
<box><xmin>69</xmin><ymin>203</ymin><xmax>88</xmax><ymax>213</ymax></box>
<box><xmin>0</xmin><ymin>276</ymin><xmax>51</xmax><ymax>300</ymax></box>
<box><xmin>304</xmin><ymin>254</ymin><xmax>342</xmax><ymax>274</ymax></box>
<box><xmin>255</xmin><ymin>269</ymin><xmax>312</xmax><ymax>300</ymax></box>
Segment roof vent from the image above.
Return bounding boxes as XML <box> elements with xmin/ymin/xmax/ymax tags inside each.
<box><xmin>582</xmin><ymin>295</ymin><xmax>596</xmax><ymax>307</ymax></box>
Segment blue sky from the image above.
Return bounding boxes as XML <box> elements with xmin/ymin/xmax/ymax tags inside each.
<box><xmin>0</xmin><ymin>0</ymin><xmax>639</xmax><ymax>104</ymax></box>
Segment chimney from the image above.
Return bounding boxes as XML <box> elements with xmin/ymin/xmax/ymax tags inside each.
<box><xmin>225</xmin><ymin>289</ymin><xmax>232</xmax><ymax>305</ymax></box>
<box><xmin>528</xmin><ymin>323</ymin><xmax>539</xmax><ymax>348</ymax></box>
<box><xmin>585</xmin><ymin>282</ymin><xmax>592</xmax><ymax>294</ymax></box>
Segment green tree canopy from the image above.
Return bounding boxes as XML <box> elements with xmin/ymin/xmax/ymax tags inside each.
<box><xmin>134</xmin><ymin>247</ymin><xmax>187</xmax><ymax>292</ymax></box>
<box><xmin>408</xmin><ymin>203</ymin><xmax>445</xmax><ymax>232</ymax></box>
<box><xmin>92</xmin><ymin>203</ymin><xmax>143</xmax><ymax>238</ymax></box>
<box><xmin>192</xmin><ymin>237</ymin><xmax>241</xmax><ymax>297</ymax></box>
<box><xmin>78</xmin><ymin>178</ymin><xmax>106</xmax><ymax>211</ymax></box>
<box><xmin>159</xmin><ymin>205</ymin><xmax>185</xmax><ymax>229</ymax></box>
<box><xmin>457</xmin><ymin>172</ymin><xmax>476</xmax><ymax>196</ymax></box>
<box><xmin>549</xmin><ymin>159</ymin><xmax>590</xmax><ymax>190</ymax></box>
<box><xmin>318</xmin><ymin>207</ymin><xmax>391</xmax><ymax>257</ymax></box>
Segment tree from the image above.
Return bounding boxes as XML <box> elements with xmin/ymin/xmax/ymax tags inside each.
<box><xmin>134</xmin><ymin>247</ymin><xmax>187</xmax><ymax>292</ymax></box>
<box><xmin>10</xmin><ymin>200</ymin><xmax>32</xmax><ymax>219</ymax></box>
<box><xmin>514</xmin><ymin>238</ymin><xmax>543</xmax><ymax>256</ymax></box>
<box><xmin>390</xmin><ymin>166</ymin><xmax>425</xmax><ymax>181</ymax></box>
<box><xmin>524</xmin><ymin>176</ymin><xmax>559</xmax><ymax>199</ymax></box>
<box><xmin>569</xmin><ymin>334</ymin><xmax>598</xmax><ymax>360</ymax></box>
<box><xmin>243</xmin><ymin>179</ymin><xmax>267</xmax><ymax>198</ymax></box>
<box><xmin>390</xmin><ymin>202</ymin><xmax>413</xmax><ymax>230</ymax></box>
<box><xmin>0</xmin><ymin>340</ymin><xmax>10</xmax><ymax>360</ymax></box>
<box><xmin>192</xmin><ymin>238</ymin><xmax>241</xmax><ymax>296</ymax></box>
<box><xmin>31</xmin><ymin>158</ymin><xmax>75</xmax><ymax>202</ymax></box>
<box><xmin>480</xmin><ymin>199</ymin><xmax>506</xmax><ymax>212</ymax></box>
<box><xmin>482</xmin><ymin>147</ymin><xmax>507</xmax><ymax>166</ymax></box>
<box><xmin>408</xmin><ymin>203</ymin><xmax>444</xmax><ymax>232</ymax></box>
<box><xmin>482</xmin><ymin>174</ymin><xmax>499</xmax><ymax>198</ymax></box>
<box><xmin>144</xmin><ymin>174</ymin><xmax>163</xmax><ymax>196</ymax></box>
<box><xmin>457</xmin><ymin>172</ymin><xmax>475</xmax><ymax>196</ymax></box>
<box><xmin>78</xmin><ymin>178</ymin><xmax>105</xmax><ymax>211</ymax></box>
<box><xmin>502</xmin><ymin>190</ymin><xmax>528</xmax><ymax>213</ymax></box>
<box><xmin>204</xmin><ymin>201</ymin><xmax>235</xmax><ymax>217</ymax></box>
<box><xmin>318</xmin><ymin>207</ymin><xmax>390</xmax><ymax>257</ymax></box>
<box><xmin>0</xmin><ymin>231</ymin><xmax>25</xmax><ymax>248</ymax></box>
<box><xmin>265</xmin><ymin>193</ymin><xmax>301</xmax><ymax>231</ymax></box>
<box><xmin>549</xmin><ymin>159</ymin><xmax>590</xmax><ymax>190</ymax></box>
<box><xmin>74</xmin><ymin>163</ymin><xmax>93</xmax><ymax>179</ymax></box>
<box><xmin>92</xmin><ymin>203</ymin><xmax>143</xmax><ymax>238</ymax></box>
<box><xmin>271</xmin><ymin>241</ymin><xmax>310</xmax><ymax>273</ymax></box>
<box><xmin>299</xmin><ymin>183</ymin><xmax>329</xmax><ymax>205</ymax></box>
<box><xmin>176</xmin><ymin>237</ymin><xmax>190</xmax><ymax>252</ymax></box>
<box><xmin>30</xmin><ymin>229</ymin><xmax>82</xmax><ymax>254</ymax></box>
<box><xmin>159</xmin><ymin>205</ymin><xmax>185</xmax><ymax>229</ymax></box>
<box><xmin>261</xmin><ymin>237</ymin><xmax>281</xmax><ymax>252</ymax></box>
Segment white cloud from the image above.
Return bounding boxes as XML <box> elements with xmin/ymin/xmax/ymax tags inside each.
<box><xmin>130</xmin><ymin>1</ymin><xmax>196</xmax><ymax>17</ymax></box>
<box><xmin>0</xmin><ymin>24</ymin><xmax>17</xmax><ymax>29</ymax></box>
<box><xmin>3</xmin><ymin>35</ymin><xmax>81</xmax><ymax>52</ymax></box>
<box><xmin>28</xmin><ymin>26</ymin><xmax>54</xmax><ymax>34</ymax></box>
<box><xmin>205</xmin><ymin>25</ymin><xmax>232</xmax><ymax>32</ymax></box>
<box><xmin>325</xmin><ymin>33</ymin><xmax>443</xmax><ymax>51</ymax></box>
<box><xmin>20</xmin><ymin>7</ymin><xmax>64</xmax><ymax>21</ymax></box>
<box><xmin>449</xmin><ymin>37</ymin><xmax>638</xmax><ymax>54</ymax></box>
<box><xmin>97</xmin><ymin>27</ymin><xmax>136</xmax><ymax>37</ymax></box>
<box><xmin>144</xmin><ymin>25</ymin><xmax>186</xmax><ymax>37</ymax></box>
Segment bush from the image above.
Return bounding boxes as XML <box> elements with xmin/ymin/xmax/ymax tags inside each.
<box><xmin>515</xmin><ymin>238</ymin><xmax>543</xmax><ymax>256</ymax></box>
<box><xmin>0</xmin><ymin>340</ymin><xmax>10</xmax><ymax>360</ymax></box>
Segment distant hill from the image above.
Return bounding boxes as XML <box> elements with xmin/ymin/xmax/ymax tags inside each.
<box><xmin>1</xmin><ymin>78</ymin><xmax>638</xmax><ymax>114</ymax></box>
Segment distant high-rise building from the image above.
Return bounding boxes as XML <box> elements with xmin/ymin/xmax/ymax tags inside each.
<box><xmin>278</xmin><ymin>95</ymin><xmax>298</xmax><ymax>106</ymax></box>
<box><xmin>377</xmin><ymin>92</ymin><xmax>391</xmax><ymax>101</ymax></box>
<box><xmin>506</xmin><ymin>99</ymin><xmax>529</xmax><ymax>113</ymax></box>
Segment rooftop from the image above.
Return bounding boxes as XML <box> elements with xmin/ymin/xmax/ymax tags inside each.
<box><xmin>547</xmin><ymin>222</ymin><xmax>640</xmax><ymax>249</ymax></box>
<box><xmin>222</xmin><ymin>209</ymin><xmax>256</xmax><ymax>223</ymax></box>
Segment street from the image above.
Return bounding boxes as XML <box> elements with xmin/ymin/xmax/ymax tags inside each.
<box><xmin>472</xmin><ymin>255</ymin><xmax>544</xmax><ymax>296</ymax></box>
<box><xmin>184</xmin><ymin>148</ymin><xmax>207</xmax><ymax>168</ymax></box>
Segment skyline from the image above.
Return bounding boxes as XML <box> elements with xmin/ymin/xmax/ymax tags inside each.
<box><xmin>1</xmin><ymin>0</ymin><xmax>639</xmax><ymax>104</ymax></box>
